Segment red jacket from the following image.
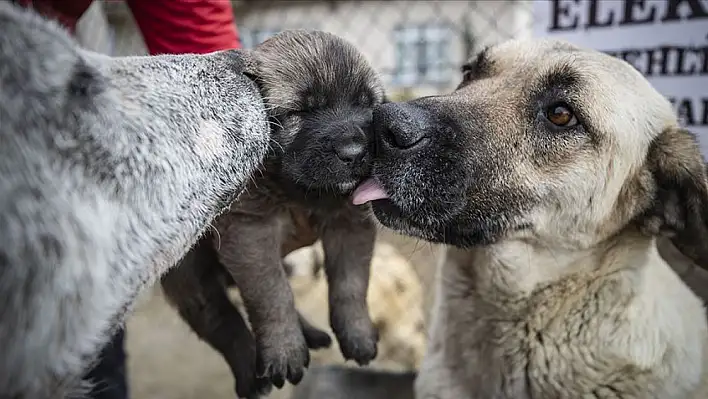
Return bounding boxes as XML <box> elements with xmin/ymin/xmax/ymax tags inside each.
<box><xmin>17</xmin><ymin>0</ymin><xmax>241</xmax><ymax>54</ymax></box>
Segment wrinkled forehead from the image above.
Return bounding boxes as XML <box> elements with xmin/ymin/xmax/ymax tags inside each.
<box><xmin>464</xmin><ymin>39</ymin><xmax>676</xmax><ymax>146</ymax></box>
<box><xmin>486</xmin><ymin>39</ymin><xmax>652</xmax><ymax>86</ymax></box>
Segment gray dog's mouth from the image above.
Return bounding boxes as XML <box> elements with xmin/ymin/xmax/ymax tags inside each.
<box><xmin>351</xmin><ymin>178</ymin><xmax>390</xmax><ymax>205</ymax></box>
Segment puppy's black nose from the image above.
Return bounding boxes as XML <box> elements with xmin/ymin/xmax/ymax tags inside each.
<box><xmin>334</xmin><ymin>127</ymin><xmax>367</xmax><ymax>164</ymax></box>
<box><xmin>374</xmin><ymin>102</ymin><xmax>431</xmax><ymax>150</ymax></box>
<box><xmin>335</xmin><ymin>140</ymin><xmax>366</xmax><ymax>163</ymax></box>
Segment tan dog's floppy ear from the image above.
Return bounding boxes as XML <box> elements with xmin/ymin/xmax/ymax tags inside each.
<box><xmin>639</xmin><ymin>127</ymin><xmax>708</xmax><ymax>269</ymax></box>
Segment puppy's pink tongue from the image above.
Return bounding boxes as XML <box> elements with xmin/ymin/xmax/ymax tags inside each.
<box><xmin>352</xmin><ymin>179</ymin><xmax>389</xmax><ymax>205</ymax></box>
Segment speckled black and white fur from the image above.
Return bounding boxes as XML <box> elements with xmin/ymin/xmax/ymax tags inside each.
<box><xmin>160</xmin><ymin>30</ymin><xmax>386</xmax><ymax>398</ymax></box>
<box><xmin>0</xmin><ymin>3</ymin><xmax>269</xmax><ymax>398</ymax></box>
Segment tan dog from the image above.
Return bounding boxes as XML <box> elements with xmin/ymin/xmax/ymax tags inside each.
<box><xmin>352</xmin><ymin>39</ymin><xmax>708</xmax><ymax>398</ymax></box>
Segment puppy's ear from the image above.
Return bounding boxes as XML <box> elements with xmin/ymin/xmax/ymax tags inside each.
<box><xmin>639</xmin><ymin>127</ymin><xmax>708</xmax><ymax>269</ymax></box>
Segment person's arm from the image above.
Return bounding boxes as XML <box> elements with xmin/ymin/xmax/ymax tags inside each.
<box><xmin>13</xmin><ymin>0</ymin><xmax>93</xmax><ymax>33</ymax></box>
<box><xmin>125</xmin><ymin>0</ymin><xmax>242</xmax><ymax>55</ymax></box>
<box><xmin>0</xmin><ymin>4</ymin><xmax>268</xmax><ymax>397</ymax></box>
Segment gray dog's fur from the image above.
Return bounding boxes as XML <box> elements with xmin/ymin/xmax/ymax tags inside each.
<box><xmin>359</xmin><ymin>39</ymin><xmax>708</xmax><ymax>397</ymax></box>
<box><xmin>0</xmin><ymin>3</ymin><xmax>270</xmax><ymax>398</ymax></box>
<box><xmin>160</xmin><ymin>30</ymin><xmax>386</xmax><ymax>398</ymax></box>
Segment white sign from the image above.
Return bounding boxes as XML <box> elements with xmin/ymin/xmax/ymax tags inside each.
<box><xmin>533</xmin><ymin>0</ymin><xmax>708</xmax><ymax>154</ymax></box>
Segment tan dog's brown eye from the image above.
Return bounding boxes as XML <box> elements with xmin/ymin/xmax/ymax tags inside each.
<box><xmin>545</xmin><ymin>103</ymin><xmax>577</xmax><ymax>127</ymax></box>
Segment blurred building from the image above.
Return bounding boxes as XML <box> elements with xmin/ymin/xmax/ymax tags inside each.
<box><xmin>82</xmin><ymin>0</ymin><xmax>532</xmax><ymax>98</ymax></box>
<box><xmin>233</xmin><ymin>1</ymin><xmax>532</xmax><ymax>97</ymax></box>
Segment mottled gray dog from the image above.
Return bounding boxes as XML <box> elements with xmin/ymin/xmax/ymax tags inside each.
<box><xmin>0</xmin><ymin>3</ymin><xmax>269</xmax><ymax>398</ymax></box>
<box><xmin>160</xmin><ymin>30</ymin><xmax>384</xmax><ymax>398</ymax></box>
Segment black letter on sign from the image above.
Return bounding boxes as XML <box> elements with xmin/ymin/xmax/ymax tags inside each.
<box><xmin>549</xmin><ymin>0</ymin><xmax>581</xmax><ymax>31</ymax></box>
<box><xmin>662</xmin><ymin>0</ymin><xmax>708</xmax><ymax>22</ymax></box>
<box><xmin>676</xmin><ymin>98</ymin><xmax>696</xmax><ymax>126</ymax></box>
<box><xmin>674</xmin><ymin>47</ymin><xmax>698</xmax><ymax>76</ymax></box>
<box><xmin>620</xmin><ymin>0</ymin><xmax>657</xmax><ymax>25</ymax></box>
<box><xmin>645</xmin><ymin>47</ymin><xmax>672</xmax><ymax>77</ymax></box>
<box><xmin>586</xmin><ymin>0</ymin><xmax>615</xmax><ymax>29</ymax></box>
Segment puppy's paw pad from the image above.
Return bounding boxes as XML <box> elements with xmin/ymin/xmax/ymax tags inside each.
<box><xmin>257</xmin><ymin>332</ymin><xmax>310</xmax><ymax>387</ymax></box>
<box><xmin>335</xmin><ymin>324</ymin><xmax>379</xmax><ymax>365</ymax></box>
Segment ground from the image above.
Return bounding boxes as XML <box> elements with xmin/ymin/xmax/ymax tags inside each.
<box><xmin>124</xmin><ymin>233</ymin><xmax>708</xmax><ymax>399</ymax></box>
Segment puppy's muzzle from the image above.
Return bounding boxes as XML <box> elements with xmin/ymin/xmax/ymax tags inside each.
<box><xmin>373</xmin><ymin>102</ymin><xmax>432</xmax><ymax>154</ymax></box>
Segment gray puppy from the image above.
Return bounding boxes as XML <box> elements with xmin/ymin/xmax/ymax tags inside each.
<box><xmin>160</xmin><ymin>30</ymin><xmax>385</xmax><ymax>397</ymax></box>
<box><xmin>0</xmin><ymin>3</ymin><xmax>269</xmax><ymax>398</ymax></box>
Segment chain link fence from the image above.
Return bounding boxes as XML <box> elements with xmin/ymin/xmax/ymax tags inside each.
<box><xmin>77</xmin><ymin>0</ymin><xmax>535</xmax><ymax>100</ymax></box>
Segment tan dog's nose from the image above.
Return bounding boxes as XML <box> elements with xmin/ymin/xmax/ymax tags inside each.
<box><xmin>373</xmin><ymin>102</ymin><xmax>430</xmax><ymax>151</ymax></box>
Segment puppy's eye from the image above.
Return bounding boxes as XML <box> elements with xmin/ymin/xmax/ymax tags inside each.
<box><xmin>545</xmin><ymin>103</ymin><xmax>578</xmax><ymax>127</ymax></box>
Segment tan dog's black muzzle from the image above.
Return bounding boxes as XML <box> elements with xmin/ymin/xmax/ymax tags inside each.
<box><xmin>373</xmin><ymin>102</ymin><xmax>432</xmax><ymax>154</ymax></box>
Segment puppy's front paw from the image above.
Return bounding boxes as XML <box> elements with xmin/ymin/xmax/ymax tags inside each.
<box><xmin>331</xmin><ymin>312</ymin><xmax>379</xmax><ymax>365</ymax></box>
<box><xmin>256</xmin><ymin>327</ymin><xmax>310</xmax><ymax>389</ymax></box>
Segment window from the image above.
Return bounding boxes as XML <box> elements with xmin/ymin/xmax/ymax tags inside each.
<box><xmin>240</xmin><ymin>27</ymin><xmax>281</xmax><ymax>49</ymax></box>
<box><xmin>392</xmin><ymin>24</ymin><xmax>451</xmax><ymax>87</ymax></box>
